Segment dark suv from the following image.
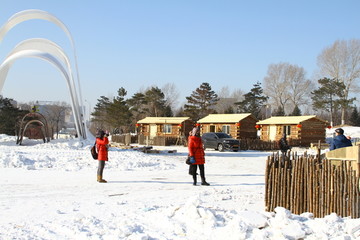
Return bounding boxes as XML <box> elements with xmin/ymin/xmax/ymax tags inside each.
<box><xmin>201</xmin><ymin>132</ymin><xmax>240</xmax><ymax>152</ymax></box>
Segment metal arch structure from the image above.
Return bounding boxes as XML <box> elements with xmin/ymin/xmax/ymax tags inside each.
<box><xmin>0</xmin><ymin>49</ymin><xmax>84</xmax><ymax>139</ymax></box>
<box><xmin>0</xmin><ymin>38</ymin><xmax>83</xmax><ymax>138</ymax></box>
<box><xmin>17</xmin><ymin>120</ymin><xmax>49</xmax><ymax>145</ymax></box>
<box><xmin>0</xmin><ymin>9</ymin><xmax>86</xmax><ymax>139</ymax></box>
<box><xmin>16</xmin><ymin>112</ymin><xmax>51</xmax><ymax>145</ymax></box>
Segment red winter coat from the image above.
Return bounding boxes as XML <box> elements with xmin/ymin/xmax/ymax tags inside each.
<box><xmin>188</xmin><ymin>136</ymin><xmax>205</xmax><ymax>165</ymax></box>
<box><xmin>96</xmin><ymin>137</ymin><xmax>109</xmax><ymax>161</ymax></box>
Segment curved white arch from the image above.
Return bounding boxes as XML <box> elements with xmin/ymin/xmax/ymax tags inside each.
<box><xmin>0</xmin><ymin>49</ymin><xmax>83</xmax><ymax>138</ymax></box>
<box><xmin>0</xmin><ymin>9</ymin><xmax>71</xmax><ymax>44</ymax></box>
<box><xmin>1</xmin><ymin>38</ymin><xmax>82</xmax><ymax>122</ymax></box>
<box><xmin>0</xmin><ymin>39</ymin><xmax>76</xmax><ymax>96</ymax></box>
<box><xmin>0</xmin><ymin>9</ymin><xmax>85</xmax><ymax>138</ymax></box>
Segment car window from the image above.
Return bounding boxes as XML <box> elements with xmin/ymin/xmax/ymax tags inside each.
<box><xmin>202</xmin><ymin>133</ymin><xmax>208</xmax><ymax>138</ymax></box>
<box><xmin>215</xmin><ymin>133</ymin><xmax>231</xmax><ymax>138</ymax></box>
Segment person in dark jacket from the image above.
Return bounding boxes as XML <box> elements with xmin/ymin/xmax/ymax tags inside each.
<box><xmin>330</xmin><ymin>128</ymin><xmax>352</xmax><ymax>150</ymax></box>
<box><xmin>96</xmin><ymin>130</ymin><xmax>109</xmax><ymax>183</ymax></box>
<box><xmin>188</xmin><ymin>127</ymin><xmax>210</xmax><ymax>186</ymax></box>
<box><xmin>279</xmin><ymin>133</ymin><xmax>291</xmax><ymax>153</ymax></box>
<box><xmin>278</xmin><ymin>133</ymin><xmax>291</xmax><ymax>166</ymax></box>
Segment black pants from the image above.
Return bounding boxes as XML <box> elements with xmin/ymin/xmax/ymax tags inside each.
<box><xmin>97</xmin><ymin>160</ymin><xmax>105</xmax><ymax>176</ymax></box>
<box><xmin>189</xmin><ymin>164</ymin><xmax>205</xmax><ymax>179</ymax></box>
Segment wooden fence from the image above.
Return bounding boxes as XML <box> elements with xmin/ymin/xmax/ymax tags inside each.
<box><xmin>137</xmin><ymin>135</ymin><xmax>187</xmax><ymax>146</ymax></box>
<box><xmin>240</xmin><ymin>139</ymin><xmax>300</xmax><ymax>151</ymax></box>
<box><xmin>111</xmin><ymin>134</ymin><xmax>137</xmax><ymax>145</ymax></box>
<box><xmin>265</xmin><ymin>152</ymin><xmax>360</xmax><ymax>218</ymax></box>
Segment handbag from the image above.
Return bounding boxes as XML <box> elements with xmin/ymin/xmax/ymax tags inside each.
<box><xmin>185</xmin><ymin>156</ymin><xmax>191</xmax><ymax>165</ymax></box>
<box><xmin>91</xmin><ymin>141</ymin><xmax>98</xmax><ymax>160</ymax></box>
<box><xmin>185</xmin><ymin>149</ymin><xmax>197</xmax><ymax>165</ymax></box>
<box><xmin>185</xmin><ymin>156</ymin><xmax>196</xmax><ymax>165</ymax></box>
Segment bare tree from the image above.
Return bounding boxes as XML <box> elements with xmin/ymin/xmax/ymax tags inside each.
<box><xmin>263</xmin><ymin>62</ymin><xmax>310</xmax><ymax>115</ymax></box>
<box><xmin>17</xmin><ymin>102</ymin><xmax>32</xmax><ymax>111</ymax></box>
<box><xmin>162</xmin><ymin>83</ymin><xmax>180</xmax><ymax>112</ymax></box>
<box><xmin>43</xmin><ymin>102</ymin><xmax>70</xmax><ymax>139</ymax></box>
<box><xmin>317</xmin><ymin>39</ymin><xmax>360</xmax><ymax>124</ymax></box>
<box><xmin>287</xmin><ymin>66</ymin><xmax>311</xmax><ymax>107</ymax></box>
<box><xmin>215</xmin><ymin>87</ymin><xmax>244</xmax><ymax>113</ymax></box>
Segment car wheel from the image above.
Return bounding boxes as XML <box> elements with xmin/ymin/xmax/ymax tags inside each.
<box><xmin>218</xmin><ymin>143</ymin><xmax>224</xmax><ymax>152</ymax></box>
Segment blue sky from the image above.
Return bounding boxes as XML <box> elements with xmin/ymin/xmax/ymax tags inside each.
<box><xmin>0</xmin><ymin>0</ymin><xmax>359</xmax><ymax>110</ymax></box>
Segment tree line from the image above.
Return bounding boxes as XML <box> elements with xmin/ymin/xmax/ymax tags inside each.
<box><xmin>1</xmin><ymin>39</ymin><xmax>360</xmax><ymax>136</ymax></box>
<box><xmin>90</xmin><ymin>39</ymin><xmax>360</xmax><ymax>134</ymax></box>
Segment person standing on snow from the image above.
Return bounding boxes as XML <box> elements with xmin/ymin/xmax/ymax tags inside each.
<box><xmin>278</xmin><ymin>133</ymin><xmax>291</xmax><ymax>166</ymax></box>
<box><xmin>188</xmin><ymin>127</ymin><xmax>210</xmax><ymax>186</ymax></box>
<box><xmin>279</xmin><ymin>133</ymin><xmax>291</xmax><ymax>153</ymax></box>
<box><xmin>96</xmin><ymin>130</ymin><xmax>109</xmax><ymax>183</ymax></box>
<box><xmin>330</xmin><ymin>128</ymin><xmax>352</xmax><ymax>150</ymax></box>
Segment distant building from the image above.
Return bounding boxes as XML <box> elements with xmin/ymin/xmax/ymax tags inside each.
<box><xmin>34</xmin><ymin>101</ymin><xmax>75</xmax><ymax>129</ymax></box>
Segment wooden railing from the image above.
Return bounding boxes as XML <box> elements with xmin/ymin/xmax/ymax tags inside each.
<box><xmin>265</xmin><ymin>151</ymin><xmax>360</xmax><ymax>218</ymax></box>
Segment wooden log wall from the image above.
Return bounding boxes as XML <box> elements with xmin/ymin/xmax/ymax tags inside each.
<box><xmin>240</xmin><ymin>139</ymin><xmax>279</xmax><ymax>150</ymax></box>
<box><xmin>265</xmin><ymin>153</ymin><xmax>360</xmax><ymax>218</ymax></box>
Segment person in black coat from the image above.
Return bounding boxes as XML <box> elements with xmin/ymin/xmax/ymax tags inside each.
<box><xmin>330</xmin><ymin>128</ymin><xmax>352</xmax><ymax>150</ymax></box>
<box><xmin>279</xmin><ymin>133</ymin><xmax>291</xmax><ymax>153</ymax></box>
<box><xmin>278</xmin><ymin>133</ymin><xmax>291</xmax><ymax>166</ymax></box>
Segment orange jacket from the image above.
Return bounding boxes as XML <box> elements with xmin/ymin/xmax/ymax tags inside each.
<box><xmin>96</xmin><ymin>137</ymin><xmax>109</xmax><ymax>161</ymax></box>
<box><xmin>188</xmin><ymin>136</ymin><xmax>205</xmax><ymax>165</ymax></box>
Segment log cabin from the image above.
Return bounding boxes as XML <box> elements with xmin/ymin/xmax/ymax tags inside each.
<box><xmin>197</xmin><ymin>113</ymin><xmax>258</xmax><ymax>139</ymax></box>
<box><xmin>256</xmin><ymin>115</ymin><xmax>329</xmax><ymax>147</ymax></box>
<box><xmin>137</xmin><ymin>117</ymin><xmax>193</xmax><ymax>140</ymax></box>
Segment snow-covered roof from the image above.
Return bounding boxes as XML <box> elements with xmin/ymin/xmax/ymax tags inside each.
<box><xmin>197</xmin><ymin>113</ymin><xmax>256</xmax><ymax>123</ymax></box>
<box><xmin>257</xmin><ymin>115</ymin><xmax>327</xmax><ymax>125</ymax></box>
<box><xmin>137</xmin><ymin>117</ymin><xmax>190</xmax><ymax>124</ymax></box>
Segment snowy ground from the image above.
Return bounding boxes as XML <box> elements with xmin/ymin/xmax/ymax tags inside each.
<box><xmin>0</xmin><ymin>127</ymin><xmax>360</xmax><ymax>239</ymax></box>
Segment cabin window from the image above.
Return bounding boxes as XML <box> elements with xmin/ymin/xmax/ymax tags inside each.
<box><xmin>209</xmin><ymin>125</ymin><xmax>215</xmax><ymax>132</ymax></box>
<box><xmin>222</xmin><ymin>125</ymin><xmax>230</xmax><ymax>134</ymax></box>
<box><xmin>163</xmin><ymin>124</ymin><xmax>172</xmax><ymax>134</ymax></box>
<box><xmin>283</xmin><ymin>125</ymin><xmax>291</xmax><ymax>135</ymax></box>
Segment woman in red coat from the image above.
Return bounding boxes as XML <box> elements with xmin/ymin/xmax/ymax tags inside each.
<box><xmin>96</xmin><ymin>130</ymin><xmax>109</xmax><ymax>183</ymax></box>
<box><xmin>188</xmin><ymin>127</ymin><xmax>210</xmax><ymax>186</ymax></box>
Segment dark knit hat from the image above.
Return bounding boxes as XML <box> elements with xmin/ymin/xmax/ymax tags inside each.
<box><xmin>335</xmin><ymin>128</ymin><xmax>344</xmax><ymax>134</ymax></box>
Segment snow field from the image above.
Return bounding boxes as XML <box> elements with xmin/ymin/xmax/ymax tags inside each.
<box><xmin>0</xmin><ymin>132</ymin><xmax>360</xmax><ymax>239</ymax></box>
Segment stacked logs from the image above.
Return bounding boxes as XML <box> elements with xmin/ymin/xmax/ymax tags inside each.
<box><xmin>265</xmin><ymin>152</ymin><xmax>360</xmax><ymax>218</ymax></box>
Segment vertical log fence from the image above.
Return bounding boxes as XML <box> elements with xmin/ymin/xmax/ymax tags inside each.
<box><xmin>265</xmin><ymin>152</ymin><xmax>360</xmax><ymax>218</ymax></box>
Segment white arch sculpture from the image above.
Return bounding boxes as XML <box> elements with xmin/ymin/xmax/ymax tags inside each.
<box><xmin>0</xmin><ymin>39</ymin><xmax>83</xmax><ymax>138</ymax></box>
<box><xmin>0</xmin><ymin>9</ymin><xmax>86</xmax><ymax>139</ymax></box>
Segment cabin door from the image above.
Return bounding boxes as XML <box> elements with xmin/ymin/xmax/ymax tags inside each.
<box><xmin>269</xmin><ymin>125</ymin><xmax>277</xmax><ymax>141</ymax></box>
<box><xmin>150</xmin><ymin>124</ymin><xmax>157</xmax><ymax>139</ymax></box>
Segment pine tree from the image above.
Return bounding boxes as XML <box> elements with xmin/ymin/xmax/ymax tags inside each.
<box><xmin>144</xmin><ymin>87</ymin><xmax>171</xmax><ymax>117</ymax></box>
<box><xmin>311</xmin><ymin>78</ymin><xmax>355</xmax><ymax>126</ymax></box>
<box><xmin>184</xmin><ymin>82</ymin><xmax>219</xmax><ymax>121</ymax></box>
<box><xmin>91</xmin><ymin>96</ymin><xmax>112</xmax><ymax>130</ymax></box>
<box><xmin>224</xmin><ymin>106</ymin><xmax>235</xmax><ymax>114</ymax></box>
<box><xmin>289</xmin><ymin>105</ymin><xmax>302</xmax><ymax>116</ymax></box>
<box><xmin>107</xmin><ymin>88</ymin><xmax>132</xmax><ymax>133</ymax></box>
<box><xmin>349</xmin><ymin>107</ymin><xmax>360</xmax><ymax>126</ymax></box>
<box><xmin>127</xmin><ymin>92</ymin><xmax>147</xmax><ymax>121</ymax></box>
<box><xmin>235</xmin><ymin>82</ymin><xmax>268</xmax><ymax>119</ymax></box>
<box><xmin>0</xmin><ymin>97</ymin><xmax>28</xmax><ymax>135</ymax></box>
<box><xmin>273</xmin><ymin>106</ymin><xmax>285</xmax><ymax>116</ymax></box>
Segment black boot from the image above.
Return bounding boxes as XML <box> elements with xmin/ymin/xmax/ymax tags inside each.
<box><xmin>192</xmin><ymin>175</ymin><xmax>197</xmax><ymax>186</ymax></box>
<box><xmin>201</xmin><ymin>177</ymin><xmax>210</xmax><ymax>186</ymax></box>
